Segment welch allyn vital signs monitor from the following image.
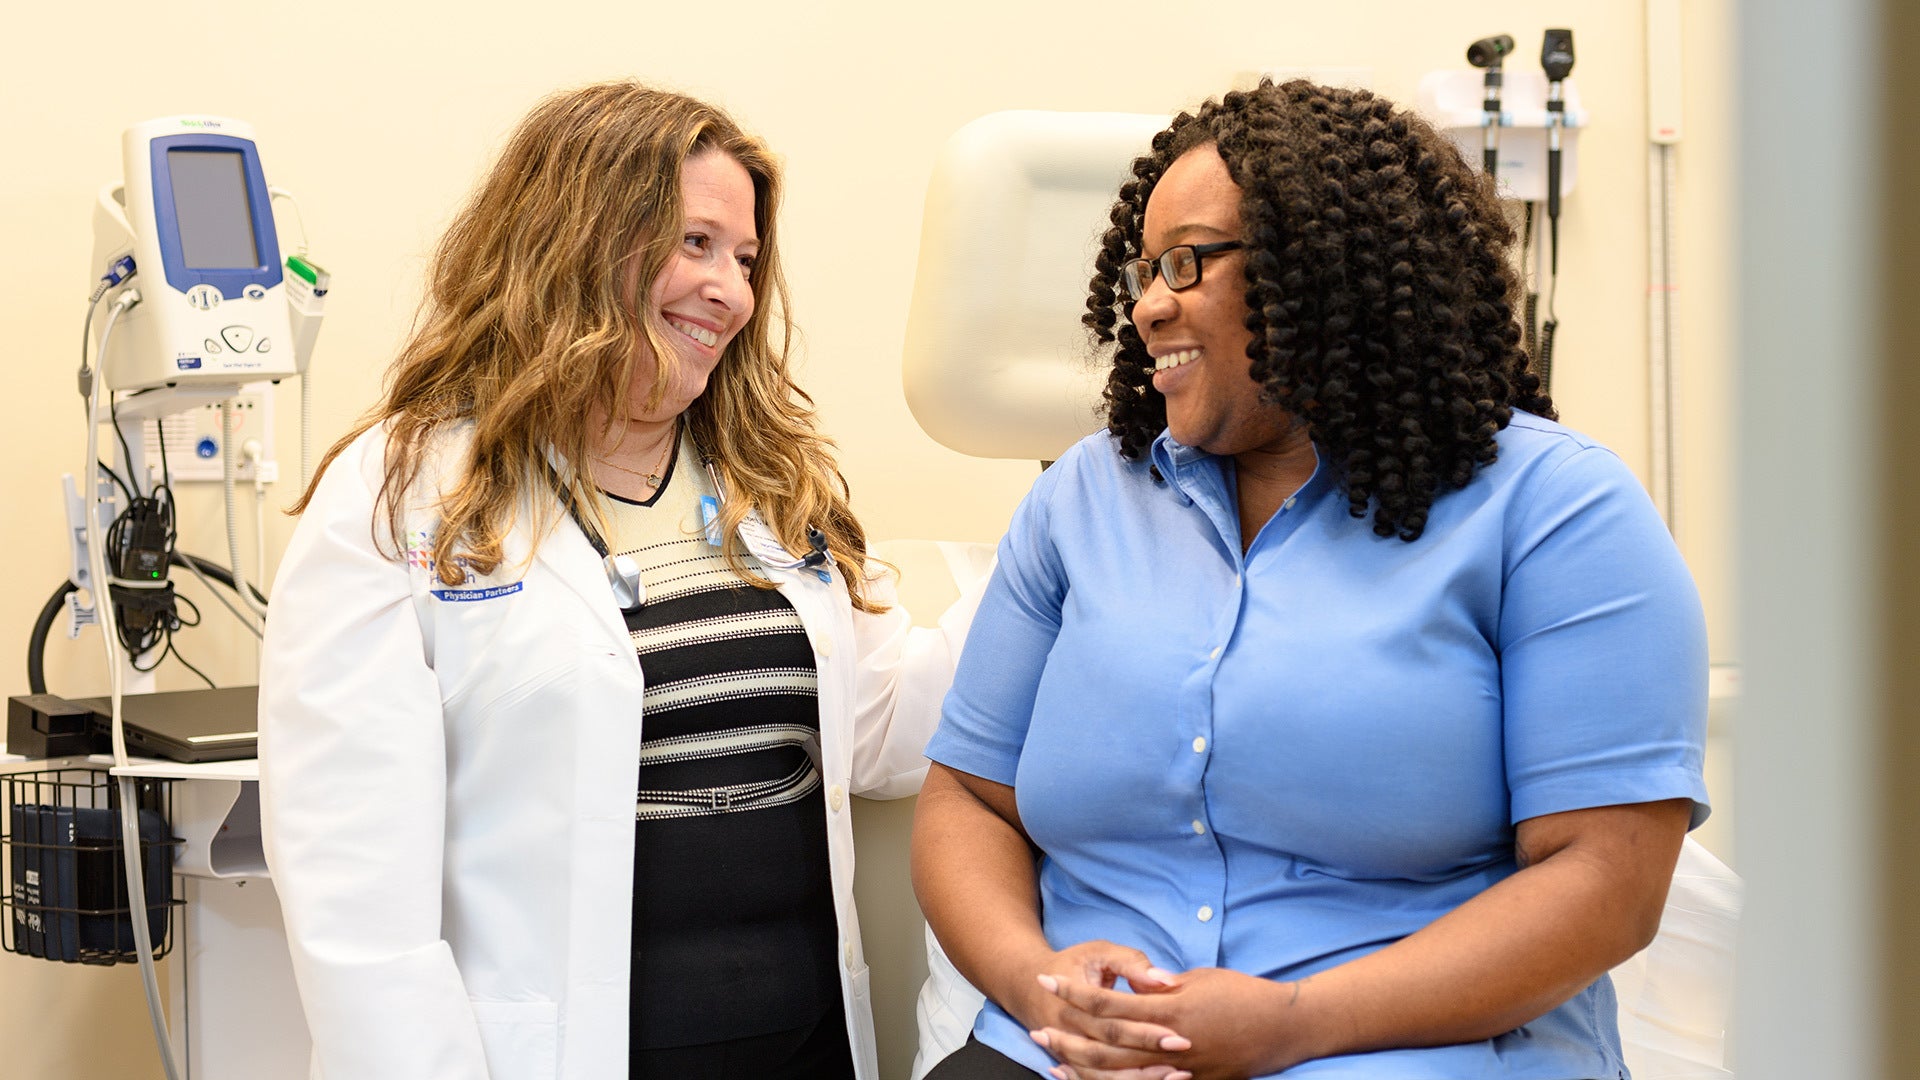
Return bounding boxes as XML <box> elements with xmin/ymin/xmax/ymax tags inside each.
<box><xmin>91</xmin><ymin>116</ymin><xmax>303</xmax><ymax>392</ymax></box>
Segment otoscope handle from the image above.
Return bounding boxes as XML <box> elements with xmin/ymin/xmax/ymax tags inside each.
<box><xmin>1481</xmin><ymin>68</ymin><xmax>1503</xmax><ymax>179</ymax></box>
<box><xmin>1546</xmin><ymin>140</ymin><xmax>1563</xmax><ymax>222</ymax></box>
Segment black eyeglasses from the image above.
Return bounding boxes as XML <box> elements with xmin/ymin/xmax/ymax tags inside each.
<box><xmin>1119</xmin><ymin>241</ymin><xmax>1244</xmax><ymax>301</ymax></box>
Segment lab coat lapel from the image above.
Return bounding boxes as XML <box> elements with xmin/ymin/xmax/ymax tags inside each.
<box><xmin>531</xmin><ymin>506</ymin><xmax>632</xmax><ymax>656</ymax></box>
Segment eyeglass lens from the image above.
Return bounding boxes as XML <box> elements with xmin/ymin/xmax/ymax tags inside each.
<box><xmin>1122</xmin><ymin>246</ymin><xmax>1202</xmax><ymax>300</ymax></box>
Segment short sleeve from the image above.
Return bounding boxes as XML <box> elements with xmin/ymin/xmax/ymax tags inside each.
<box><xmin>923</xmin><ymin>462</ymin><xmax>1072</xmax><ymax>786</ymax></box>
<box><xmin>1499</xmin><ymin>446</ymin><xmax>1711</xmax><ymax>829</ymax></box>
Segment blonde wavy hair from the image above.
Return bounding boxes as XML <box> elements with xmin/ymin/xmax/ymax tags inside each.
<box><xmin>298</xmin><ymin>81</ymin><xmax>885</xmax><ymax>610</ymax></box>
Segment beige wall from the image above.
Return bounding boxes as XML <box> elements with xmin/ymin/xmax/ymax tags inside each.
<box><xmin>0</xmin><ymin>2</ymin><xmax>1734</xmax><ymax>1076</ymax></box>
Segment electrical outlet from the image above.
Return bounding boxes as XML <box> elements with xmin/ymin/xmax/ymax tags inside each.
<box><xmin>139</xmin><ymin>382</ymin><xmax>278</xmax><ymax>484</ymax></box>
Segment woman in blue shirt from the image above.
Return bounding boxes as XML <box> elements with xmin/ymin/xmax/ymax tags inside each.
<box><xmin>913</xmin><ymin>80</ymin><xmax>1708</xmax><ymax>1080</ymax></box>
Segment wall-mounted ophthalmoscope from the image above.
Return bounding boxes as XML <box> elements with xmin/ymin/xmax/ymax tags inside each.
<box><xmin>1466</xmin><ymin>33</ymin><xmax>1515</xmax><ymax>178</ymax></box>
<box><xmin>1541</xmin><ymin>28</ymin><xmax>1577</xmax><ymax>250</ymax></box>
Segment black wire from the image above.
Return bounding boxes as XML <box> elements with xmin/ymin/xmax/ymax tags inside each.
<box><xmin>1538</xmin><ymin>317</ymin><xmax>1559</xmax><ymax>395</ymax></box>
<box><xmin>103</xmin><ymin>472</ymin><xmax>178</xmax><ymax>659</ymax></box>
<box><xmin>145</xmin><ymin>480</ymin><xmax>179</xmax><ymax>554</ymax></box>
<box><xmin>162</xmin><ymin>636</ymin><xmax>216</xmax><ymax>691</ymax></box>
<box><xmin>108</xmin><ymin>394</ymin><xmax>141</xmax><ymax>498</ymax></box>
<box><xmin>116</xmin><ymin>589</ymin><xmax>167</xmax><ymax>659</ymax></box>
<box><xmin>155</xmin><ymin>419</ymin><xmax>179</xmax><ymax>558</ymax></box>
<box><xmin>1521</xmin><ymin>202</ymin><xmax>1539</xmax><ymax>358</ymax></box>
<box><xmin>129</xmin><ymin>630</ymin><xmax>167</xmax><ymax>672</ymax></box>
<box><xmin>97</xmin><ymin>461</ymin><xmax>134</xmax><ymax>504</ymax></box>
<box><xmin>27</xmin><ymin>554</ymin><xmax>264</xmax><ymax>697</ymax></box>
<box><xmin>156</xmin><ymin>416</ymin><xmax>171</xmax><ymax>483</ymax></box>
<box><xmin>27</xmin><ymin>582</ymin><xmax>79</xmax><ymax>695</ymax></box>
<box><xmin>129</xmin><ymin>591</ymin><xmax>214</xmax><ymax>689</ymax></box>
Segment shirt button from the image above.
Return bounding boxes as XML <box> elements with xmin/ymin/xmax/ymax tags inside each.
<box><xmin>1283</xmin><ymin>496</ymin><xmax>1297</xmax><ymax>510</ymax></box>
<box><xmin>843</xmin><ymin>942</ymin><xmax>856</xmax><ymax>969</ymax></box>
<box><xmin>828</xmin><ymin>784</ymin><xmax>845</xmax><ymax>812</ymax></box>
<box><xmin>1191</xmin><ymin>819</ymin><xmax>1207</xmax><ymax>835</ymax></box>
<box><xmin>1208</xmin><ymin>646</ymin><xmax>1222</xmax><ymax>660</ymax></box>
<box><xmin>814</xmin><ymin>634</ymin><xmax>834</xmax><ymax>658</ymax></box>
<box><xmin>1197</xmin><ymin>905</ymin><xmax>1215</xmax><ymax>922</ymax></box>
<box><xmin>1192</xmin><ymin>736</ymin><xmax>1207</xmax><ymax>754</ymax></box>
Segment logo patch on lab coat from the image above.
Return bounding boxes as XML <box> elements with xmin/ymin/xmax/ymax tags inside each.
<box><xmin>408</xmin><ymin>527</ymin><xmax>508</xmax><ymax>597</ymax></box>
<box><xmin>402</xmin><ymin>528</ymin><xmax>440</xmax><ymax>573</ymax></box>
<box><xmin>429</xmin><ymin>582</ymin><xmax>524</xmax><ymax>603</ymax></box>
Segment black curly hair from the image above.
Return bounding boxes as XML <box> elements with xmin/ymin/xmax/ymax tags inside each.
<box><xmin>1085</xmin><ymin>79</ymin><xmax>1555</xmax><ymax>542</ymax></box>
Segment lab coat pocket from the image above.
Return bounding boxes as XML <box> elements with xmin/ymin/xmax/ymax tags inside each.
<box><xmin>429</xmin><ymin>576</ymin><xmax>547</xmax><ymax>707</ymax></box>
<box><xmin>851</xmin><ymin>962</ymin><xmax>871</xmax><ymax>1000</ymax></box>
<box><xmin>469</xmin><ymin>999</ymin><xmax>560</xmax><ymax>1080</ymax></box>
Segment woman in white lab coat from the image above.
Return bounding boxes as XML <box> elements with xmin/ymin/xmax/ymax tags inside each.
<box><xmin>259</xmin><ymin>82</ymin><xmax>974</xmax><ymax>1080</ymax></box>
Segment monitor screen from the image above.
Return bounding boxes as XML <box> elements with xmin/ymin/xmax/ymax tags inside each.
<box><xmin>167</xmin><ymin>149</ymin><xmax>261</xmax><ymax>269</ymax></box>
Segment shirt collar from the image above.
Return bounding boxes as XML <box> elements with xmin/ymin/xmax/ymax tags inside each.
<box><xmin>1149</xmin><ymin>430</ymin><xmax>1210</xmax><ymax>478</ymax></box>
<box><xmin>1148</xmin><ymin>429</ymin><xmax>1332</xmax><ymax>504</ymax></box>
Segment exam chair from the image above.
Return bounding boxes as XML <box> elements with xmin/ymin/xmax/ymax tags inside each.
<box><xmin>887</xmin><ymin>108</ymin><xmax>1743</xmax><ymax>1080</ymax></box>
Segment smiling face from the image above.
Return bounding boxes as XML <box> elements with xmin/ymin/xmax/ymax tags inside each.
<box><xmin>1132</xmin><ymin>145</ymin><xmax>1293</xmax><ymax>458</ymax></box>
<box><xmin>623</xmin><ymin>149</ymin><xmax>760</xmax><ymax>424</ymax></box>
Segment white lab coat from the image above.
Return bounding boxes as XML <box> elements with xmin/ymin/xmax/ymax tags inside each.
<box><xmin>260</xmin><ymin>422</ymin><xmax>975</xmax><ymax>1080</ymax></box>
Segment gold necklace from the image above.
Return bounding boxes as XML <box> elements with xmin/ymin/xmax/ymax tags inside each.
<box><xmin>594</xmin><ymin>428</ymin><xmax>677</xmax><ymax>490</ymax></box>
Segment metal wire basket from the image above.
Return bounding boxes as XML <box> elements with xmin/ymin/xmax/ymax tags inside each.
<box><xmin>1</xmin><ymin>768</ymin><xmax>183</xmax><ymax>964</ymax></box>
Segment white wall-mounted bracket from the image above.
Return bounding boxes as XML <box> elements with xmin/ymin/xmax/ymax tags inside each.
<box><xmin>1416</xmin><ymin>70</ymin><xmax>1588</xmax><ymax>203</ymax></box>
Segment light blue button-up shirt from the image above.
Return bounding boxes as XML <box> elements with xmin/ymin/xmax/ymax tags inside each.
<box><xmin>926</xmin><ymin>414</ymin><xmax>1709</xmax><ymax>1079</ymax></box>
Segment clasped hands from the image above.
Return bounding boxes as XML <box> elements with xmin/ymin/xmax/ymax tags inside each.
<box><xmin>1018</xmin><ymin>940</ymin><xmax>1308</xmax><ymax>1080</ymax></box>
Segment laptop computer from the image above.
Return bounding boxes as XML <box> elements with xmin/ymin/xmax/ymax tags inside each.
<box><xmin>73</xmin><ymin>686</ymin><xmax>259</xmax><ymax>764</ymax></box>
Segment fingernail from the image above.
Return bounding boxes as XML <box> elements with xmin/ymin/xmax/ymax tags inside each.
<box><xmin>1145</xmin><ymin>966</ymin><xmax>1177</xmax><ymax>983</ymax></box>
<box><xmin>1169</xmin><ymin>1072</ymin><xmax>1194</xmax><ymax>1080</ymax></box>
<box><xmin>1160</xmin><ymin>1034</ymin><xmax>1193</xmax><ymax>1051</ymax></box>
<box><xmin>1036</xmin><ymin>973</ymin><xmax>1060</xmax><ymax>993</ymax></box>
<box><xmin>1029</xmin><ymin>1029</ymin><xmax>1051</xmax><ymax>1048</ymax></box>
<box><xmin>1049</xmin><ymin>1069</ymin><xmax>1068</xmax><ymax>1080</ymax></box>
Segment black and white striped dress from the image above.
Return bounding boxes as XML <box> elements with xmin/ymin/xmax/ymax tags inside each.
<box><xmin>604</xmin><ymin>438</ymin><xmax>841</xmax><ymax>1056</ymax></box>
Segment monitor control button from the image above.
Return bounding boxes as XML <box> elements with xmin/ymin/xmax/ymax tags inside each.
<box><xmin>220</xmin><ymin>326</ymin><xmax>254</xmax><ymax>352</ymax></box>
